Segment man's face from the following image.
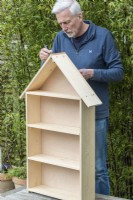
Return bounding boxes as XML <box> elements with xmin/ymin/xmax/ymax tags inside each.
<box><xmin>56</xmin><ymin>9</ymin><xmax>82</xmax><ymax>38</ymax></box>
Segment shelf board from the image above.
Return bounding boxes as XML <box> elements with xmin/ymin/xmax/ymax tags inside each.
<box><xmin>28</xmin><ymin>185</ymin><xmax>80</xmax><ymax>200</ymax></box>
<box><xmin>28</xmin><ymin>154</ymin><xmax>80</xmax><ymax>170</ymax></box>
<box><xmin>26</xmin><ymin>90</ymin><xmax>80</xmax><ymax>100</ymax></box>
<box><xmin>27</xmin><ymin>123</ymin><xmax>80</xmax><ymax>135</ymax></box>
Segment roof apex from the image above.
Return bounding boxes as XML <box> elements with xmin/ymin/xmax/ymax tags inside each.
<box><xmin>20</xmin><ymin>52</ymin><xmax>102</xmax><ymax>107</ymax></box>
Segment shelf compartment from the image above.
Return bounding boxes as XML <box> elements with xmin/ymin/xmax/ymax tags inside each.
<box><xmin>28</xmin><ymin>129</ymin><xmax>80</xmax><ymax>163</ymax></box>
<box><xmin>28</xmin><ymin>161</ymin><xmax>80</xmax><ymax>200</ymax></box>
<box><xmin>28</xmin><ymin>154</ymin><xmax>79</xmax><ymax>170</ymax></box>
<box><xmin>29</xmin><ymin>185</ymin><xmax>80</xmax><ymax>200</ymax></box>
<box><xmin>26</xmin><ymin>95</ymin><xmax>80</xmax><ymax>127</ymax></box>
<box><xmin>26</xmin><ymin>91</ymin><xmax>80</xmax><ymax>100</ymax></box>
<box><xmin>27</xmin><ymin>123</ymin><xmax>80</xmax><ymax>135</ymax></box>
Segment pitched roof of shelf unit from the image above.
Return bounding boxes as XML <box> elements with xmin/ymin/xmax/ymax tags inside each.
<box><xmin>20</xmin><ymin>52</ymin><xmax>102</xmax><ymax>107</ymax></box>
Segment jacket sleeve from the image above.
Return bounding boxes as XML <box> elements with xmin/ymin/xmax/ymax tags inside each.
<box><xmin>52</xmin><ymin>33</ymin><xmax>61</xmax><ymax>53</ymax></box>
<box><xmin>93</xmin><ymin>31</ymin><xmax>124</xmax><ymax>82</ymax></box>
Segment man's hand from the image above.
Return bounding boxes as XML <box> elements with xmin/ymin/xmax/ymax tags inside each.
<box><xmin>39</xmin><ymin>48</ymin><xmax>53</xmax><ymax>61</ymax></box>
<box><xmin>79</xmin><ymin>69</ymin><xmax>94</xmax><ymax>80</ymax></box>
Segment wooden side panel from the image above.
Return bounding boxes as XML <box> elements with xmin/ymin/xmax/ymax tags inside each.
<box><xmin>26</xmin><ymin>94</ymin><xmax>40</xmax><ymax>124</ymax></box>
<box><xmin>28</xmin><ymin>161</ymin><xmax>42</xmax><ymax>188</ymax></box>
<box><xmin>28</xmin><ymin>128</ymin><xmax>42</xmax><ymax>157</ymax></box>
<box><xmin>80</xmin><ymin>101</ymin><xmax>95</xmax><ymax>200</ymax></box>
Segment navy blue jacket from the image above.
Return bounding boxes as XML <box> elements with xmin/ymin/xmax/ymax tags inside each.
<box><xmin>52</xmin><ymin>20</ymin><xmax>124</xmax><ymax>119</ymax></box>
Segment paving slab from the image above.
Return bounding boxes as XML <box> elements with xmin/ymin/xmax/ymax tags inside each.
<box><xmin>0</xmin><ymin>188</ymin><xmax>129</xmax><ymax>200</ymax></box>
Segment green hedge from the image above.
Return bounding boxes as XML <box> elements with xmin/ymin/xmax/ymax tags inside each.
<box><xmin>0</xmin><ymin>0</ymin><xmax>132</xmax><ymax>198</ymax></box>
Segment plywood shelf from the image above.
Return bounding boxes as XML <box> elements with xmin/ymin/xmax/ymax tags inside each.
<box><xmin>29</xmin><ymin>185</ymin><xmax>80</xmax><ymax>200</ymax></box>
<box><xmin>28</xmin><ymin>154</ymin><xmax>79</xmax><ymax>170</ymax></box>
<box><xmin>27</xmin><ymin>123</ymin><xmax>80</xmax><ymax>135</ymax></box>
<box><xmin>27</xmin><ymin>91</ymin><xmax>80</xmax><ymax>100</ymax></box>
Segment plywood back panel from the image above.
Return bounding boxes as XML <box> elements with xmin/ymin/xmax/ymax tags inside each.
<box><xmin>41</xmin><ymin>97</ymin><xmax>80</xmax><ymax>127</ymax></box>
<box><xmin>42</xmin><ymin>164</ymin><xmax>80</xmax><ymax>193</ymax></box>
<box><xmin>41</xmin><ymin>67</ymin><xmax>79</xmax><ymax>96</ymax></box>
<box><xmin>42</xmin><ymin>130</ymin><xmax>79</xmax><ymax>161</ymax></box>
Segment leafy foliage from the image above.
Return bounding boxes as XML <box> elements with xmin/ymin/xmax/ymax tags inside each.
<box><xmin>8</xmin><ymin>164</ymin><xmax>27</xmax><ymax>179</ymax></box>
<box><xmin>0</xmin><ymin>0</ymin><xmax>133</xmax><ymax>198</ymax></box>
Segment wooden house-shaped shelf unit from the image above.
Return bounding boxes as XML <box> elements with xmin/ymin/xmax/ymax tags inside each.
<box><xmin>20</xmin><ymin>53</ymin><xmax>102</xmax><ymax>200</ymax></box>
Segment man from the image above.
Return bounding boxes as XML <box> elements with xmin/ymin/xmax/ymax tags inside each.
<box><xmin>39</xmin><ymin>0</ymin><xmax>124</xmax><ymax>195</ymax></box>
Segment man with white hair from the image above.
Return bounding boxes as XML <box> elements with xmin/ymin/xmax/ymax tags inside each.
<box><xmin>39</xmin><ymin>0</ymin><xmax>124</xmax><ymax>195</ymax></box>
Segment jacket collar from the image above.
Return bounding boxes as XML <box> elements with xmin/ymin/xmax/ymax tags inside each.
<box><xmin>63</xmin><ymin>20</ymin><xmax>96</xmax><ymax>42</ymax></box>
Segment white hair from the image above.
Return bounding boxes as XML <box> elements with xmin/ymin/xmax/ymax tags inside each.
<box><xmin>52</xmin><ymin>0</ymin><xmax>82</xmax><ymax>15</ymax></box>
